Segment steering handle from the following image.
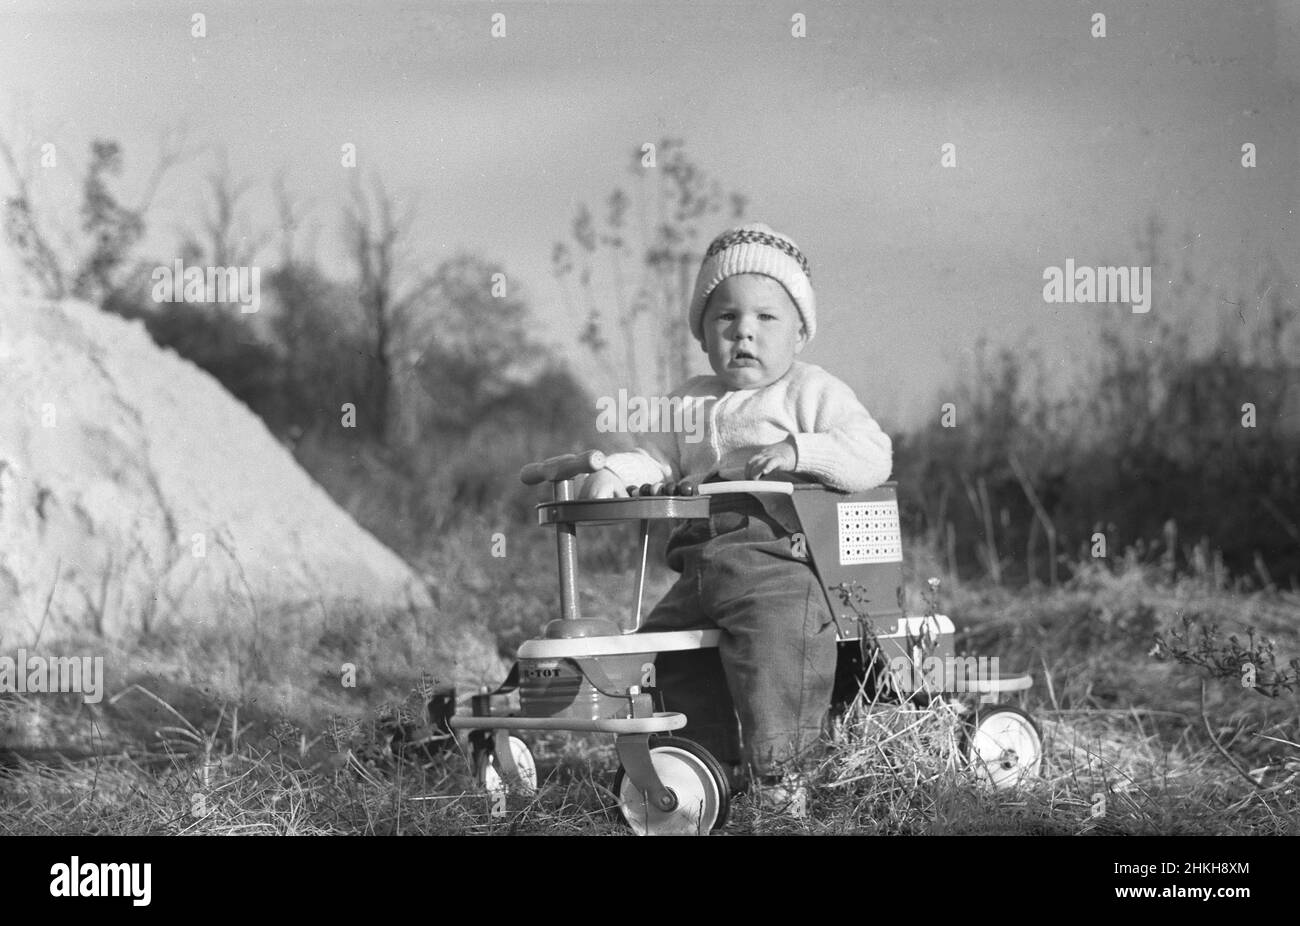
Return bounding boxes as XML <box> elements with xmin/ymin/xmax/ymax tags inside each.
<box><xmin>624</xmin><ymin>480</ymin><xmax>797</xmax><ymax>497</ymax></box>
<box><xmin>520</xmin><ymin>450</ymin><xmax>607</xmax><ymax>486</ymax></box>
<box><xmin>696</xmin><ymin>480</ymin><xmax>795</xmax><ymax>496</ymax></box>
<box><xmin>536</xmin><ymin>479</ymin><xmax>801</xmax><ymax>527</ymax></box>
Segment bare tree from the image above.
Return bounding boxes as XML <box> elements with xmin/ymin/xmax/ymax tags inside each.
<box><xmin>0</xmin><ymin>121</ymin><xmax>191</xmax><ymax>302</ymax></box>
<box><xmin>179</xmin><ymin>149</ymin><xmax>269</xmax><ymax>269</ymax></box>
<box><xmin>343</xmin><ymin>173</ymin><xmax>437</xmax><ymax>443</ymax></box>
<box><xmin>271</xmin><ymin>168</ymin><xmax>317</xmax><ymax>268</ymax></box>
<box><xmin>553</xmin><ymin>138</ymin><xmax>747</xmax><ymax>398</ymax></box>
<box><xmin>0</xmin><ymin>125</ymin><xmax>69</xmax><ymax>297</ymax></box>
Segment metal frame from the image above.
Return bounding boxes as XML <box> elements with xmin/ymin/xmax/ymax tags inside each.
<box><xmin>455</xmin><ymin>466</ymin><xmax>1036</xmax><ymax>821</ymax></box>
<box><xmin>449</xmin><ymin>712</ymin><xmax>687</xmax><ymax>735</ymax></box>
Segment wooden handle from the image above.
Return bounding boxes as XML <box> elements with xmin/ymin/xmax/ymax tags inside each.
<box><xmin>520</xmin><ymin>450</ymin><xmax>608</xmax><ymax>485</ymax></box>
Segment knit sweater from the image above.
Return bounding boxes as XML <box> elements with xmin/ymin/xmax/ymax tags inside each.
<box><xmin>600</xmin><ymin>361</ymin><xmax>893</xmax><ymax>531</ymax></box>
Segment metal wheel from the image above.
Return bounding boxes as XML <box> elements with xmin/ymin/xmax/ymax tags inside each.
<box><xmin>612</xmin><ymin>737</ymin><xmax>729</xmax><ymax>836</ymax></box>
<box><xmin>964</xmin><ymin>705</ymin><xmax>1042</xmax><ymax>789</ymax></box>
<box><xmin>476</xmin><ymin>735</ymin><xmax>537</xmax><ymax>797</ymax></box>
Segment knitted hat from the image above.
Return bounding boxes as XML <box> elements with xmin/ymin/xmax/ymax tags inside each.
<box><xmin>688</xmin><ymin>223</ymin><xmax>816</xmax><ymax>343</ymax></box>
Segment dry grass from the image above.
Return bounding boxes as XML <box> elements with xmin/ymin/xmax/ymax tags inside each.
<box><xmin>3</xmin><ymin>683</ymin><xmax>1297</xmax><ymax>836</ymax></box>
<box><xmin>4</xmin><ymin>533</ymin><xmax>1298</xmax><ymax>836</ymax></box>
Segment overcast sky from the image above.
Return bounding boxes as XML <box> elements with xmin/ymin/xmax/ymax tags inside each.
<box><xmin>2</xmin><ymin>0</ymin><xmax>1297</xmax><ymax>431</ymax></box>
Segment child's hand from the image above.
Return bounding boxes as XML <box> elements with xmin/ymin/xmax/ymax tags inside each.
<box><xmin>578</xmin><ymin>469</ymin><xmax>630</xmax><ymax>499</ymax></box>
<box><xmin>745</xmin><ymin>436</ymin><xmax>798</xmax><ymax>479</ymax></box>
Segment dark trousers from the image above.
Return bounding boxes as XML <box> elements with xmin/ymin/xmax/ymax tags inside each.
<box><xmin>640</xmin><ymin>497</ymin><xmax>837</xmax><ymax>779</ymax></box>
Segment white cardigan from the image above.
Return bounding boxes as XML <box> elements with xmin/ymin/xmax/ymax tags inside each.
<box><xmin>600</xmin><ymin>361</ymin><xmax>893</xmax><ymax>531</ymax></box>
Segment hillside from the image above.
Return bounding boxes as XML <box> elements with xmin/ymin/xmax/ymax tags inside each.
<box><xmin>0</xmin><ymin>295</ymin><xmax>434</xmax><ymax>642</ymax></box>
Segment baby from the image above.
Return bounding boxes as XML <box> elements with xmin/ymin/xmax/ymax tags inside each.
<box><xmin>580</xmin><ymin>223</ymin><xmax>892</xmax><ymax>809</ymax></box>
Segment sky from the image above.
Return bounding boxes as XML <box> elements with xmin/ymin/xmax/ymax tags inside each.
<box><xmin>1</xmin><ymin>0</ymin><xmax>1297</xmax><ymax>432</ymax></box>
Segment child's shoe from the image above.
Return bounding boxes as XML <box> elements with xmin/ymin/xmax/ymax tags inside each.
<box><xmin>723</xmin><ymin>762</ymin><xmax>750</xmax><ymax>797</ymax></box>
<box><xmin>756</xmin><ymin>774</ymin><xmax>809</xmax><ymax>818</ymax></box>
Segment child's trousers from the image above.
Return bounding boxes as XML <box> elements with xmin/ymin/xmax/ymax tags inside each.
<box><xmin>640</xmin><ymin>495</ymin><xmax>837</xmax><ymax>780</ymax></box>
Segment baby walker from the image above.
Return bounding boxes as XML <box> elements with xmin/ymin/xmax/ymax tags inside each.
<box><xmin>442</xmin><ymin>450</ymin><xmax>1042</xmax><ymax>835</ymax></box>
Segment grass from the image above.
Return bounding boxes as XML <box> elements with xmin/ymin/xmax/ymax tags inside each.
<box><xmin>3</xmin><ymin>530</ymin><xmax>1298</xmax><ymax>836</ymax></box>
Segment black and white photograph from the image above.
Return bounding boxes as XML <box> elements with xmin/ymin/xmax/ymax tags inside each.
<box><xmin>0</xmin><ymin>0</ymin><xmax>1296</xmax><ymax>897</ymax></box>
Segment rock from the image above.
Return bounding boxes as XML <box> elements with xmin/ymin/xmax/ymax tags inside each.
<box><xmin>0</xmin><ymin>296</ymin><xmax>437</xmax><ymax>644</ymax></box>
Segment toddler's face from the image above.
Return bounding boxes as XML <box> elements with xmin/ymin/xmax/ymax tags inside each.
<box><xmin>700</xmin><ymin>273</ymin><xmax>807</xmax><ymax>390</ymax></box>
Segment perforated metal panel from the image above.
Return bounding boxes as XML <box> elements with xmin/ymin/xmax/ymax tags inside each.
<box><xmin>790</xmin><ymin>483</ymin><xmax>906</xmax><ymax>626</ymax></box>
<box><xmin>836</xmin><ymin>500</ymin><xmax>902</xmax><ymax>565</ymax></box>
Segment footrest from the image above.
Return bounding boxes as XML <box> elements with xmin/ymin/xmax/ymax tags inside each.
<box><xmin>962</xmin><ymin>673</ymin><xmax>1033</xmax><ymax>694</ymax></box>
<box><xmin>448</xmin><ymin>712</ymin><xmax>688</xmax><ymax>735</ymax></box>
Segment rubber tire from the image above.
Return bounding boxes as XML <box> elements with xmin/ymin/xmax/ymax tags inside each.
<box><xmin>963</xmin><ymin>704</ymin><xmax>1042</xmax><ymax>789</ymax></box>
<box><xmin>612</xmin><ymin>736</ymin><xmax>731</xmax><ymax>835</ymax></box>
<box><xmin>476</xmin><ymin>735</ymin><xmax>538</xmax><ymax>797</ymax></box>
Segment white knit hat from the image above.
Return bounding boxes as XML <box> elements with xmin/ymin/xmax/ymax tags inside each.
<box><xmin>688</xmin><ymin>223</ymin><xmax>816</xmax><ymax>343</ymax></box>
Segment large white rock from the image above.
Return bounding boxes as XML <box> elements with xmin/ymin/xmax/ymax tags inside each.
<box><xmin>0</xmin><ymin>296</ymin><xmax>436</xmax><ymax>644</ymax></box>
